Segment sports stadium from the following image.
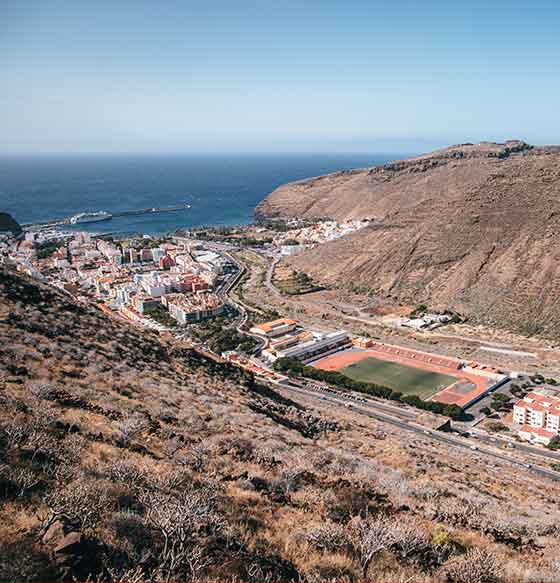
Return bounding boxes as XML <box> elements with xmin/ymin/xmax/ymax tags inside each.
<box><xmin>311</xmin><ymin>339</ymin><xmax>507</xmax><ymax>408</ymax></box>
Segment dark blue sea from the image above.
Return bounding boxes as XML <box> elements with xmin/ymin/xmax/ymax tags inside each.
<box><xmin>0</xmin><ymin>154</ymin><xmax>399</xmax><ymax>235</ymax></box>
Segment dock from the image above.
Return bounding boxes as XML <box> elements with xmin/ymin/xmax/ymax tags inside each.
<box><xmin>113</xmin><ymin>204</ymin><xmax>191</xmax><ymax>218</ymax></box>
<box><xmin>22</xmin><ymin>204</ymin><xmax>192</xmax><ymax>229</ymax></box>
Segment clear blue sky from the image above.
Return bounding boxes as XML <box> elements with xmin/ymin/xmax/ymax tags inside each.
<box><xmin>2</xmin><ymin>0</ymin><xmax>560</xmax><ymax>154</ymax></box>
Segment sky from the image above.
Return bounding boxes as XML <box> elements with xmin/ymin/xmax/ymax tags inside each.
<box><xmin>2</xmin><ymin>0</ymin><xmax>560</xmax><ymax>154</ymax></box>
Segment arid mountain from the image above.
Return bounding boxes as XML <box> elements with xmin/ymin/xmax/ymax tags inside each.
<box><xmin>257</xmin><ymin>141</ymin><xmax>560</xmax><ymax>337</ymax></box>
<box><xmin>3</xmin><ymin>268</ymin><xmax>560</xmax><ymax>582</ymax></box>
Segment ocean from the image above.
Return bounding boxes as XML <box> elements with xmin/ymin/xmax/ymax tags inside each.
<box><xmin>0</xmin><ymin>154</ymin><xmax>398</xmax><ymax>235</ymax></box>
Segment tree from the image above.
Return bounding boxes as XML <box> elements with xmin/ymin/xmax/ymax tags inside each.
<box><xmin>509</xmin><ymin>384</ymin><xmax>522</xmax><ymax>395</ymax></box>
<box><xmin>492</xmin><ymin>393</ymin><xmax>510</xmax><ymax>403</ymax></box>
<box><xmin>547</xmin><ymin>436</ymin><xmax>560</xmax><ymax>450</ymax></box>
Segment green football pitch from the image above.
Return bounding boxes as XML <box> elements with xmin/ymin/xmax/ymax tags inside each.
<box><xmin>339</xmin><ymin>356</ymin><xmax>457</xmax><ymax>398</ymax></box>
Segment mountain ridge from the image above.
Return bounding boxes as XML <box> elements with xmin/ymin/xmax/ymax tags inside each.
<box><xmin>256</xmin><ymin>141</ymin><xmax>560</xmax><ymax>338</ymax></box>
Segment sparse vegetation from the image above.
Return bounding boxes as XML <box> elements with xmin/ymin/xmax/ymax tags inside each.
<box><xmin>190</xmin><ymin>318</ymin><xmax>257</xmax><ymax>354</ymax></box>
<box><xmin>486</xmin><ymin>421</ymin><xmax>509</xmax><ymax>434</ymax></box>
<box><xmin>2</xmin><ymin>266</ymin><xmax>560</xmax><ymax>582</ymax></box>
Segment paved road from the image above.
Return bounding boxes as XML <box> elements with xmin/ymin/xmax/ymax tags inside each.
<box><xmin>276</xmin><ymin>381</ymin><xmax>560</xmax><ymax>482</ymax></box>
<box><xmin>217</xmin><ymin>250</ymin><xmax>267</xmax><ymax>353</ymax></box>
<box><xmin>469</xmin><ymin>427</ymin><xmax>560</xmax><ymax>462</ymax></box>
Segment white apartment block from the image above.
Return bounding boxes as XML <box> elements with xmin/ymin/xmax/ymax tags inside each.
<box><xmin>513</xmin><ymin>391</ymin><xmax>560</xmax><ymax>445</ymax></box>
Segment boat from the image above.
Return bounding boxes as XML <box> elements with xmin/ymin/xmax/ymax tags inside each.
<box><xmin>70</xmin><ymin>211</ymin><xmax>112</xmax><ymax>224</ymax></box>
<box><xmin>69</xmin><ymin>211</ymin><xmax>113</xmax><ymax>225</ymax></box>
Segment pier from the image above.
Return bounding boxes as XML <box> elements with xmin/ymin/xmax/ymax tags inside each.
<box><xmin>113</xmin><ymin>204</ymin><xmax>191</xmax><ymax>218</ymax></box>
<box><xmin>22</xmin><ymin>204</ymin><xmax>192</xmax><ymax>229</ymax></box>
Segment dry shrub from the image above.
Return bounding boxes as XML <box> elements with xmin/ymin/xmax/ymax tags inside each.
<box><xmin>518</xmin><ymin>567</ymin><xmax>560</xmax><ymax>583</ymax></box>
<box><xmin>391</xmin><ymin>520</ymin><xmax>432</xmax><ymax>560</ymax></box>
<box><xmin>0</xmin><ymin>539</ymin><xmax>57</xmax><ymax>583</ymax></box>
<box><xmin>107</xmin><ymin>459</ymin><xmax>149</xmax><ymax>490</ymax></box>
<box><xmin>302</xmin><ymin>553</ymin><xmax>360</xmax><ymax>583</ymax></box>
<box><xmin>293</xmin><ymin>522</ymin><xmax>351</xmax><ymax>553</ymax></box>
<box><xmin>106</xmin><ymin>511</ymin><xmax>155</xmax><ymax>559</ymax></box>
<box><xmin>115</xmin><ymin>413</ymin><xmax>149</xmax><ymax>445</ymax></box>
<box><xmin>2</xmin><ymin>466</ymin><xmax>41</xmax><ymax>497</ymax></box>
<box><xmin>139</xmin><ymin>484</ymin><xmax>221</xmax><ymax>581</ymax></box>
<box><xmin>440</xmin><ymin>547</ymin><xmax>504</xmax><ymax>583</ymax></box>
<box><xmin>41</xmin><ymin>478</ymin><xmax>109</xmax><ymax>533</ymax></box>
<box><xmin>26</xmin><ymin>381</ymin><xmax>57</xmax><ymax>400</ymax></box>
<box><xmin>350</xmin><ymin>515</ymin><xmax>396</xmax><ymax>575</ymax></box>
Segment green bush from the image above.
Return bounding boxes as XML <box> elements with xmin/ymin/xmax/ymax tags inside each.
<box><xmin>492</xmin><ymin>393</ymin><xmax>510</xmax><ymax>403</ymax></box>
<box><xmin>144</xmin><ymin>306</ymin><xmax>177</xmax><ymax>327</ymax></box>
<box><xmin>207</xmin><ymin>328</ymin><xmax>257</xmax><ymax>355</ymax></box>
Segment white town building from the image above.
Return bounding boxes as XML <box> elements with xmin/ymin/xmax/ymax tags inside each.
<box><xmin>513</xmin><ymin>392</ymin><xmax>560</xmax><ymax>445</ymax></box>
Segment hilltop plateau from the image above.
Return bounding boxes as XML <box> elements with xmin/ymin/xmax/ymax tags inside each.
<box><xmin>257</xmin><ymin>141</ymin><xmax>560</xmax><ymax>338</ymax></box>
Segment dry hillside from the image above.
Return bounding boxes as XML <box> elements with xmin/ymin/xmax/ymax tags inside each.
<box><xmin>256</xmin><ymin>141</ymin><xmax>560</xmax><ymax>338</ymax></box>
<box><xmin>3</xmin><ymin>267</ymin><xmax>560</xmax><ymax>582</ymax></box>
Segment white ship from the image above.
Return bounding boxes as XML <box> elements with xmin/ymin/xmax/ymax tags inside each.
<box><xmin>69</xmin><ymin>211</ymin><xmax>113</xmax><ymax>224</ymax></box>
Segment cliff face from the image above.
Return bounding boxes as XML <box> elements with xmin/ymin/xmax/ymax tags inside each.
<box><xmin>257</xmin><ymin>141</ymin><xmax>560</xmax><ymax>337</ymax></box>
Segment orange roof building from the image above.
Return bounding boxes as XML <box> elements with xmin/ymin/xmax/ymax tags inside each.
<box><xmin>249</xmin><ymin>318</ymin><xmax>297</xmax><ymax>338</ymax></box>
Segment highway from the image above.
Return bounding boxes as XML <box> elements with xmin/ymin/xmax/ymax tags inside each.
<box><xmin>275</xmin><ymin>380</ymin><xmax>560</xmax><ymax>482</ymax></box>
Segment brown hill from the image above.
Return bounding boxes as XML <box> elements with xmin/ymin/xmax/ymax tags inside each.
<box><xmin>256</xmin><ymin>141</ymin><xmax>560</xmax><ymax>337</ymax></box>
<box><xmin>3</xmin><ymin>268</ymin><xmax>560</xmax><ymax>581</ymax></box>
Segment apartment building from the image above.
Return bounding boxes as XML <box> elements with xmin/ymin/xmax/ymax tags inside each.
<box><xmin>164</xmin><ymin>292</ymin><xmax>224</xmax><ymax>324</ymax></box>
<box><xmin>513</xmin><ymin>391</ymin><xmax>560</xmax><ymax>445</ymax></box>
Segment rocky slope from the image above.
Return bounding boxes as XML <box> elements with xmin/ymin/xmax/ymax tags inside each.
<box><xmin>257</xmin><ymin>141</ymin><xmax>560</xmax><ymax>337</ymax></box>
<box><xmin>3</xmin><ymin>268</ymin><xmax>560</xmax><ymax>582</ymax></box>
